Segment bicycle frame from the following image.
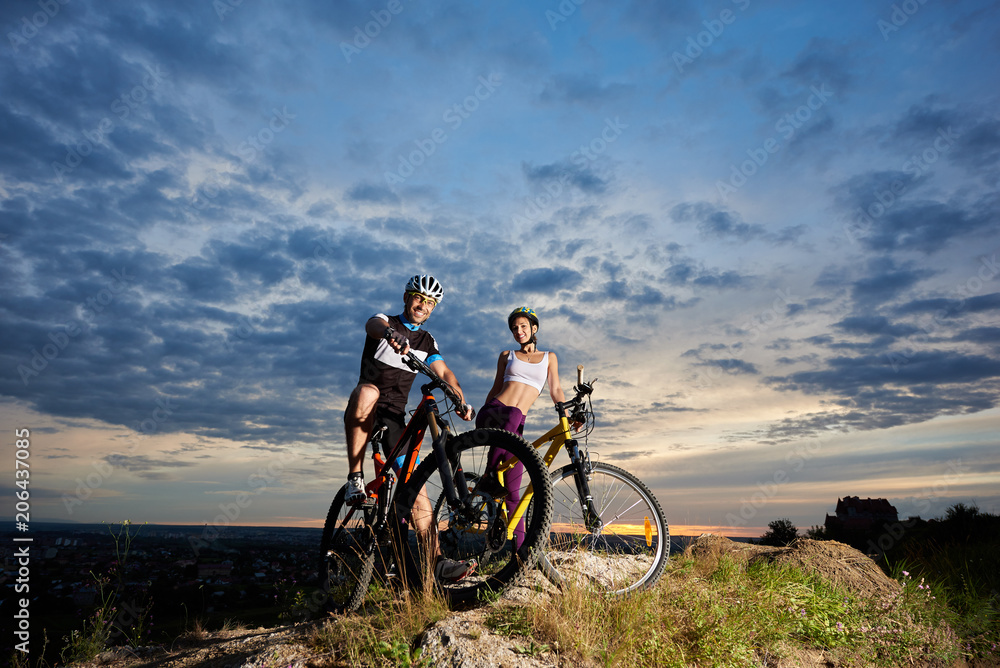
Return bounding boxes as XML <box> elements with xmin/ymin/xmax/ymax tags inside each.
<box><xmin>352</xmin><ymin>392</ymin><xmax>432</xmax><ymax>540</ymax></box>
<box><xmin>488</xmin><ymin>388</ymin><xmax>588</xmax><ymax>540</ymax></box>
<box><xmin>522</xmin><ymin>365</ymin><xmax>603</xmax><ymax>529</ymax></box>
<box><xmin>529</xmin><ymin>368</ymin><xmax>669</xmax><ymax>594</ymax></box>
<box><xmin>355</xmin><ymin>354</ymin><xmax>512</xmax><ymax>538</ymax></box>
<box><xmin>366</xmin><ymin>393</ymin><xmax>430</xmax><ymax>498</ymax></box>
<box><xmin>488</xmin><ymin>368</ymin><xmax>598</xmax><ymax>539</ymax></box>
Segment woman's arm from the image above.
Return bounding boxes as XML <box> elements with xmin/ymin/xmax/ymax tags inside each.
<box><xmin>483</xmin><ymin>351</ymin><xmax>508</xmax><ymax>403</ymax></box>
<box><xmin>547</xmin><ymin>352</ymin><xmax>566</xmax><ymax>404</ymax></box>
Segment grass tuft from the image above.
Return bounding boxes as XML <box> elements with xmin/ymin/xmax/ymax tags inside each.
<box><xmin>310</xmin><ymin>578</ymin><xmax>447</xmax><ymax>667</ymax></box>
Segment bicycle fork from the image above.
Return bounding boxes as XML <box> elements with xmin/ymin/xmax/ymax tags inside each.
<box><xmin>429</xmin><ymin>413</ymin><xmax>527</xmax><ymax>553</ymax></box>
<box><xmin>565</xmin><ymin>439</ymin><xmax>604</xmax><ymax>534</ymax></box>
<box><xmin>427</xmin><ymin>410</ymin><xmax>466</xmax><ymax>512</ymax></box>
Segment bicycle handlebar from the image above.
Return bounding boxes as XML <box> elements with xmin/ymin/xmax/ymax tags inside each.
<box><xmin>385</xmin><ymin>328</ymin><xmax>474</xmax><ymax>418</ymax></box>
<box><xmin>573</xmin><ymin>364</ymin><xmax>597</xmax><ymax>400</ymax></box>
<box><xmin>554</xmin><ymin>363</ymin><xmax>597</xmax><ymax>423</ymax></box>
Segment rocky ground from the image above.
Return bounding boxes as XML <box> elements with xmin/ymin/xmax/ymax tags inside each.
<box><xmin>76</xmin><ymin>571</ymin><xmax>569</xmax><ymax>668</ymax></box>
<box><xmin>69</xmin><ymin>536</ymin><xmax>988</xmax><ymax>668</ymax></box>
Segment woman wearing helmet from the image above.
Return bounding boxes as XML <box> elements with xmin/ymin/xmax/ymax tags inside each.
<box><xmin>476</xmin><ymin>307</ymin><xmax>567</xmax><ymax>549</ymax></box>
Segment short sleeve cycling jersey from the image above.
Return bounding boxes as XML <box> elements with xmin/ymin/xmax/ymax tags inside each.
<box><xmin>358</xmin><ymin>313</ymin><xmax>443</xmax><ymax>412</ymax></box>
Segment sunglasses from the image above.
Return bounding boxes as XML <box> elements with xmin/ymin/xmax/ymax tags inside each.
<box><xmin>407</xmin><ymin>292</ymin><xmax>438</xmax><ymax>307</ymax></box>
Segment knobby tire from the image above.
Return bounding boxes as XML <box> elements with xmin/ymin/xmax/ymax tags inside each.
<box><xmin>391</xmin><ymin>428</ymin><xmax>553</xmax><ymax>607</ymax></box>
<box><xmin>319</xmin><ymin>485</ymin><xmax>376</xmax><ymax>614</ymax></box>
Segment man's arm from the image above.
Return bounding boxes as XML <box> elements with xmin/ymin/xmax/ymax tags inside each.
<box><xmin>429</xmin><ymin>358</ymin><xmax>474</xmax><ymax>421</ymax></box>
<box><xmin>366</xmin><ymin>315</ymin><xmax>409</xmax><ymax>355</ymax></box>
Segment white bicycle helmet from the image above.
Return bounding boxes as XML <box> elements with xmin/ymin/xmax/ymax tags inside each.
<box><xmin>405</xmin><ymin>274</ymin><xmax>444</xmax><ymax>303</ymax></box>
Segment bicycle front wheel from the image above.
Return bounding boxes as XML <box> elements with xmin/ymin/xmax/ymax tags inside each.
<box><xmin>392</xmin><ymin>428</ymin><xmax>553</xmax><ymax>607</ymax></box>
<box><xmin>318</xmin><ymin>485</ymin><xmax>376</xmax><ymax>614</ymax></box>
<box><xmin>541</xmin><ymin>461</ymin><xmax>669</xmax><ymax>595</ymax></box>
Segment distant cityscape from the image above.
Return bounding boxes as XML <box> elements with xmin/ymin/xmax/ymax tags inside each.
<box><xmin>3</xmin><ymin>521</ymin><xmax>324</xmax><ymax>662</ymax></box>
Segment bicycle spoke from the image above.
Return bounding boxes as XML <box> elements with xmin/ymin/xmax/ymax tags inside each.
<box><xmin>319</xmin><ymin>487</ymin><xmax>377</xmax><ymax>613</ymax></box>
<box><xmin>542</xmin><ymin>462</ymin><xmax>668</xmax><ymax>595</ymax></box>
<box><xmin>599</xmin><ymin>492</ymin><xmax>645</xmax><ymax>528</ymax></box>
<box><xmin>392</xmin><ymin>428</ymin><xmax>553</xmax><ymax>607</ymax></box>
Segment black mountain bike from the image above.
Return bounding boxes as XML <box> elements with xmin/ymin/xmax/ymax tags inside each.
<box><xmin>319</xmin><ymin>346</ymin><xmax>553</xmax><ymax>612</ymax></box>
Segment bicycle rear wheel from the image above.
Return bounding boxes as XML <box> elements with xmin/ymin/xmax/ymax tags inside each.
<box><xmin>319</xmin><ymin>485</ymin><xmax>376</xmax><ymax>614</ymax></box>
<box><xmin>392</xmin><ymin>428</ymin><xmax>553</xmax><ymax>607</ymax></box>
<box><xmin>540</xmin><ymin>461</ymin><xmax>669</xmax><ymax>595</ymax></box>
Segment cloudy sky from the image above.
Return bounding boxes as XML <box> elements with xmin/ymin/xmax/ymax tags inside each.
<box><xmin>2</xmin><ymin>0</ymin><xmax>998</xmax><ymax>537</ymax></box>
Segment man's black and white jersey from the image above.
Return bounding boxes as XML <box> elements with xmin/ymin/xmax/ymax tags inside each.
<box><xmin>358</xmin><ymin>313</ymin><xmax>443</xmax><ymax>413</ymax></box>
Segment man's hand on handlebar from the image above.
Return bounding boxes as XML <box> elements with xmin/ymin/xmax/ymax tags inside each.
<box><xmin>384</xmin><ymin>327</ymin><xmax>410</xmax><ymax>355</ymax></box>
<box><xmin>397</xmin><ymin>349</ymin><xmax>474</xmax><ymax>421</ymax></box>
<box><xmin>450</xmin><ymin>384</ymin><xmax>474</xmax><ymax>421</ymax></box>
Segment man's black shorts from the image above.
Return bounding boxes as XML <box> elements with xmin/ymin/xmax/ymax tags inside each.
<box><xmin>374</xmin><ymin>405</ymin><xmax>407</xmax><ymax>455</ymax></box>
<box><xmin>373</xmin><ymin>406</ymin><xmax>421</xmax><ymax>470</ymax></box>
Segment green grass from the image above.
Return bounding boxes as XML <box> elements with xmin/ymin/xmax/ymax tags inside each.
<box><xmin>304</xmin><ymin>547</ymin><xmax>989</xmax><ymax>668</ymax></box>
<box><xmin>309</xmin><ymin>578</ymin><xmax>447</xmax><ymax>667</ymax></box>
<box><xmin>516</xmin><ymin>552</ymin><xmax>972</xmax><ymax>668</ymax></box>
<box><xmin>881</xmin><ymin>505</ymin><xmax>1000</xmax><ymax>658</ymax></box>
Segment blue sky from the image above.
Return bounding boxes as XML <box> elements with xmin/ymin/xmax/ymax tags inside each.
<box><xmin>2</xmin><ymin>0</ymin><xmax>998</xmax><ymax>536</ymax></box>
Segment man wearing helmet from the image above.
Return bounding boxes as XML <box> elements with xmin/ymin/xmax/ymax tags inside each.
<box><xmin>344</xmin><ymin>274</ymin><xmax>476</xmax><ymax>581</ymax></box>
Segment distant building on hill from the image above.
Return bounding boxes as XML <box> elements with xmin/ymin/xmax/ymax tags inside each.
<box><xmin>824</xmin><ymin>496</ymin><xmax>898</xmax><ymax>533</ymax></box>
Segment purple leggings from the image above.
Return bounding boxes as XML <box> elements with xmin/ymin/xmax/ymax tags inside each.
<box><xmin>476</xmin><ymin>398</ymin><xmax>527</xmax><ymax>550</ymax></box>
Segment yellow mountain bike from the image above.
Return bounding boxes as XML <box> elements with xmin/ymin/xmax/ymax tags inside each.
<box><xmin>535</xmin><ymin>365</ymin><xmax>669</xmax><ymax>594</ymax></box>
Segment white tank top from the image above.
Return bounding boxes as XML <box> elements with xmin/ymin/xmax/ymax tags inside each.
<box><xmin>503</xmin><ymin>350</ymin><xmax>549</xmax><ymax>393</ymax></box>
